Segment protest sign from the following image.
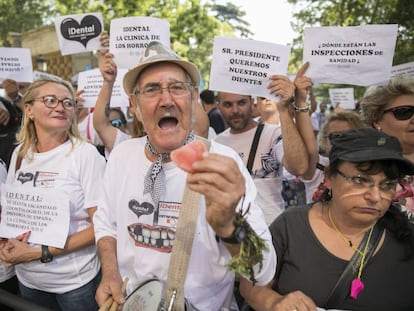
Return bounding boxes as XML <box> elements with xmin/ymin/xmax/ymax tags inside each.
<box><xmin>77</xmin><ymin>68</ymin><xmax>129</xmax><ymax>108</ymax></box>
<box><xmin>391</xmin><ymin>61</ymin><xmax>414</xmax><ymax>78</ymax></box>
<box><xmin>0</xmin><ymin>48</ymin><xmax>33</xmax><ymax>83</ymax></box>
<box><xmin>55</xmin><ymin>13</ymin><xmax>104</xmax><ymax>56</ymax></box>
<box><xmin>0</xmin><ymin>184</ymin><xmax>70</xmax><ymax>248</ymax></box>
<box><xmin>110</xmin><ymin>16</ymin><xmax>170</xmax><ymax>69</ymax></box>
<box><xmin>33</xmin><ymin>70</ymin><xmax>61</xmax><ymax>81</ymax></box>
<box><xmin>209</xmin><ymin>36</ymin><xmax>290</xmax><ymax>100</ymax></box>
<box><xmin>303</xmin><ymin>24</ymin><xmax>398</xmax><ymax>86</ymax></box>
<box><xmin>328</xmin><ymin>88</ymin><xmax>355</xmax><ymax>109</ymax></box>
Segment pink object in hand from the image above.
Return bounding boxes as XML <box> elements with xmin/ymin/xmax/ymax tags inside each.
<box><xmin>350</xmin><ymin>278</ymin><xmax>364</xmax><ymax>299</ymax></box>
<box><xmin>170</xmin><ymin>140</ymin><xmax>206</xmax><ymax>173</ymax></box>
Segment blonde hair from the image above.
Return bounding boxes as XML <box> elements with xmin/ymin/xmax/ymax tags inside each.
<box><xmin>361</xmin><ymin>76</ymin><xmax>414</xmax><ymax>127</ymax></box>
<box><xmin>130</xmin><ymin>116</ymin><xmax>145</xmax><ymax>138</ymax></box>
<box><xmin>17</xmin><ymin>77</ymin><xmax>82</xmax><ymax>159</ymax></box>
<box><xmin>317</xmin><ymin>110</ymin><xmax>367</xmax><ymax>156</ymax></box>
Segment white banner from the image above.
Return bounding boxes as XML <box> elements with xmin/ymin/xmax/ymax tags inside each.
<box><xmin>77</xmin><ymin>68</ymin><xmax>129</xmax><ymax>108</ymax></box>
<box><xmin>391</xmin><ymin>61</ymin><xmax>414</xmax><ymax>78</ymax></box>
<box><xmin>209</xmin><ymin>36</ymin><xmax>291</xmax><ymax>100</ymax></box>
<box><xmin>303</xmin><ymin>24</ymin><xmax>398</xmax><ymax>86</ymax></box>
<box><xmin>110</xmin><ymin>16</ymin><xmax>170</xmax><ymax>70</ymax></box>
<box><xmin>0</xmin><ymin>48</ymin><xmax>33</xmax><ymax>83</ymax></box>
<box><xmin>328</xmin><ymin>88</ymin><xmax>355</xmax><ymax>109</ymax></box>
<box><xmin>0</xmin><ymin>184</ymin><xmax>70</xmax><ymax>248</ymax></box>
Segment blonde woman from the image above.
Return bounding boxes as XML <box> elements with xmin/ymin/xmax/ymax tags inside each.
<box><xmin>0</xmin><ymin>77</ymin><xmax>105</xmax><ymax>311</ymax></box>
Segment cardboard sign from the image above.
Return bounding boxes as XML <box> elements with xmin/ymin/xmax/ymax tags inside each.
<box><xmin>209</xmin><ymin>36</ymin><xmax>291</xmax><ymax>100</ymax></box>
<box><xmin>77</xmin><ymin>68</ymin><xmax>129</xmax><ymax>108</ymax></box>
<box><xmin>303</xmin><ymin>24</ymin><xmax>398</xmax><ymax>86</ymax></box>
<box><xmin>328</xmin><ymin>88</ymin><xmax>355</xmax><ymax>109</ymax></box>
<box><xmin>0</xmin><ymin>48</ymin><xmax>33</xmax><ymax>83</ymax></box>
<box><xmin>55</xmin><ymin>13</ymin><xmax>104</xmax><ymax>56</ymax></box>
<box><xmin>110</xmin><ymin>16</ymin><xmax>170</xmax><ymax>69</ymax></box>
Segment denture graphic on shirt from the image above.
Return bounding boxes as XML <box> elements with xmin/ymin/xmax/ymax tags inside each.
<box><xmin>127</xmin><ymin>223</ymin><xmax>175</xmax><ymax>253</ymax></box>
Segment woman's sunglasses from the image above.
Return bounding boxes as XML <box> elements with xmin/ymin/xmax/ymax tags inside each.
<box><xmin>110</xmin><ymin>119</ymin><xmax>124</xmax><ymax>128</ymax></box>
<box><xmin>383</xmin><ymin>106</ymin><xmax>414</xmax><ymax>121</ymax></box>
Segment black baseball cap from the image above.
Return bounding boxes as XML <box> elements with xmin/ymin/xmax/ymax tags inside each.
<box><xmin>329</xmin><ymin>128</ymin><xmax>414</xmax><ymax>175</ymax></box>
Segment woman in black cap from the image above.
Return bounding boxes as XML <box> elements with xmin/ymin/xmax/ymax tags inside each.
<box><xmin>240</xmin><ymin>128</ymin><xmax>414</xmax><ymax>311</ymax></box>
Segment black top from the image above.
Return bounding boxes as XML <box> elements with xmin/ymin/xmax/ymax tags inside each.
<box><xmin>269</xmin><ymin>205</ymin><xmax>414</xmax><ymax>311</ymax></box>
<box><xmin>0</xmin><ymin>96</ymin><xmax>22</xmax><ymax>168</ymax></box>
<box><xmin>208</xmin><ymin>107</ymin><xmax>226</xmax><ymax>134</ymax></box>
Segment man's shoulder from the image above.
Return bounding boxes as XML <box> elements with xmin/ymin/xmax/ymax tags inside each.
<box><xmin>109</xmin><ymin>136</ymin><xmax>146</xmax><ymax>160</ymax></box>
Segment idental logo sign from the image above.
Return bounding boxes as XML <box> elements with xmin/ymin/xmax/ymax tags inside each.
<box><xmin>60</xmin><ymin>15</ymin><xmax>102</xmax><ymax>47</ymax></box>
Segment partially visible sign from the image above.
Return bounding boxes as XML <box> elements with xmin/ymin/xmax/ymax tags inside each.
<box><xmin>77</xmin><ymin>68</ymin><xmax>129</xmax><ymax>108</ymax></box>
<box><xmin>0</xmin><ymin>48</ymin><xmax>33</xmax><ymax>83</ymax></box>
<box><xmin>328</xmin><ymin>88</ymin><xmax>355</xmax><ymax>109</ymax></box>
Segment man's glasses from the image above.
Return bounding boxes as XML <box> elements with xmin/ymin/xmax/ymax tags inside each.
<box><xmin>134</xmin><ymin>82</ymin><xmax>193</xmax><ymax>100</ymax></box>
<box><xmin>110</xmin><ymin>119</ymin><xmax>124</xmax><ymax>128</ymax></box>
<box><xmin>383</xmin><ymin>106</ymin><xmax>414</xmax><ymax>121</ymax></box>
<box><xmin>33</xmin><ymin>95</ymin><xmax>76</xmax><ymax>110</ymax></box>
<box><xmin>335</xmin><ymin>168</ymin><xmax>398</xmax><ymax>197</ymax></box>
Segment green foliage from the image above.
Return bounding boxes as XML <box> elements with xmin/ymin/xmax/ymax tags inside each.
<box><xmin>0</xmin><ymin>0</ymin><xmax>250</xmax><ymax>87</ymax></box>
<box><xmin>0</xmin><ymin>0</ymin><xmax>53</xmax><ymax>46</ymax></box>
<box><xmin>287</xmin><ymin>0</ymin><xmax>414</xmax><ymax>103</ymax></box>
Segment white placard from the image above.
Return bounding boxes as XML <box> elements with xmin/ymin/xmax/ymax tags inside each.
<box><xmin>77</xmin><ymin>68</ymin><xmax>129</xmax><ymax>108</ymax></box>
<box><xmin>55</xmin><ymin>13</ymin><xmax>104</xmax><ymax>56</ymax></box>
<box><xmin>303</xmin><ymin>24</ymin><xmax>398</xmax><ymax>86</ymax></box>
<box><xmin>0</xmin><ymin>48</ymin><xmax>33</xmax><ymax>83</ymax></box>
<box><xmin>0</xmin><ymin>184</ymin><xmax>70</xmax><ymax>248</ymax></box>
<box><xmin>209</xmin><ymin>36</ymin><xmax>291</xmax><ymax>100</ymax></box>
<box><xmin>110</xmin><ymin>16</ymin><xmax>170</xmax><ymax>69</ymax></box>
<box><xmin>391</xmin><ymin>61</ymin><xmax>414</xmax><ymax>78</ymax></box>
<box><xmin>328</xmin><ymin>88</ymin><xmax>355</xmax><ymax>109</ymax></box>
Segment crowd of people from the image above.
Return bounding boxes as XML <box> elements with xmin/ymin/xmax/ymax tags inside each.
<box><xmin>0</xmin><ymin>30</ymin><xmax>413</xmax><ymax>311</ymax></box>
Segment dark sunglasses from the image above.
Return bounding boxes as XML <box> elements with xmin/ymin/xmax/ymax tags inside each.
<box><xmin>383</xmin><ymin>106</ymin><xmax>414</xmax><ymax>120</ymax></box>
<box><xmin>110</xmin><ymin>119</ymin><xmax>124</xmax><ymax>128</ymax></box>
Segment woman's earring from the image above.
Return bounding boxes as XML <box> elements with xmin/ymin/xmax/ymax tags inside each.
<box><xmin>327</xmin><ymin>188</ymin><xmax>332</xmax><ymax>200</ymax></box>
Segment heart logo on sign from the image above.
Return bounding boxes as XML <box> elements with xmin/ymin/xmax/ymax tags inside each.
<box><xmin>60</xmin><ymin>15</ymin><xmax>102</xmax><ymax>48</ymax></box>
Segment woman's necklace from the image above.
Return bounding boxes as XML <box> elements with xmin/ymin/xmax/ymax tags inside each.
<box><xmin>328</xmin><ymin>206</ymin><xmax>365</xmax><ymax>255</ymax></box>
<box><xmin>328</xmin><ymin>205</ymin><xmax>375</xmax><ymax>299</ymax></box>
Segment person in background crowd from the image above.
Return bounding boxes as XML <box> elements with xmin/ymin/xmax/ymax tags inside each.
<box><xmin>215</xmin><ymin>63</ymin><xmax>312</xmax><ymax>225</ymax></box>
<box><xmin>73</xmin><ymin>87</ymin><xmax>104</xmax><ymax>148</ymax></box>
<box><xmin>108</xmin><ymin>107</ymin><xmax>129</xmax><ymax>134</ymax></box>
<box><xmin>200</xmin><ymin>89</ymin><xmax>227</xmax><ymax>134</ymax></box>
<box><xmin>361</xmin><ymin>76</ymin><xmax>414</xmax><ymax>215</ymax></box>
<box><xmin>93</xmin><ymin>41</ymin><xmax>275</xmax><ymax>310</ymax></box>
<box><xmin>301</xmin><ymin>110</ymin><xmax>367</xmax><ymax>203</ymax></box>
<box><xmin>2</xmin><ymin>79</ymin><xmax>30</xmax><ymax>113</ymax></box>
<box><xmin>241</xmin><ymin>128</ymin><xmax>414</xmax><ymax>311</ymax></box>
<box><xmin>310</xmin><ymin>101</ymin><xmax>328</xmax><ymax>136</ymax></box>
<box><xmin>255</xmin><ymin>97</ymin><xmax>280</xmax><ymax>125</ymax></box>
<box><xmin>0</xmin><ymin>158</ymin><xmax>19</xmax><ymax>311</ymax></box>
<box><xmin>0</xmin><ymin>96</ymin><xmax>22</xmax><ymax>168</ymax></box>
<box><xmin>0</xmin><ymin>77</ymin><xmax>105</xmax><ymax>311</ymax></box>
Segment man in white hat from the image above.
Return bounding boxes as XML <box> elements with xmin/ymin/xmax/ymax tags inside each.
<box><xmin>93</xmin><ymin>41</ymin><xmax>276</xmax><ymax>310</ymax></box>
